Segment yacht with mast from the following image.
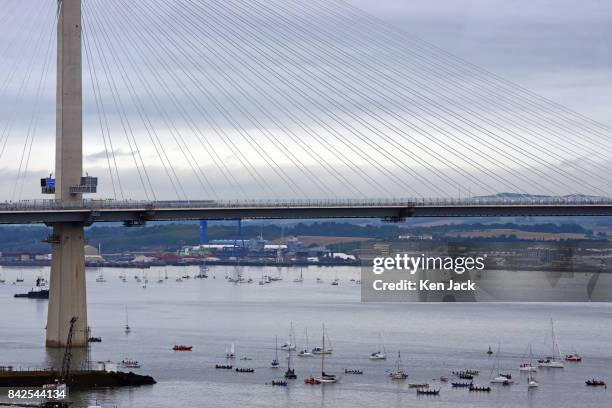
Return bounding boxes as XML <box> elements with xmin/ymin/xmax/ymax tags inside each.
<box><xmin>314</xmin><ymin>324</ymin><xmax>337</xmax><ymax>383</ymax></box>
<box><xmin>124</xmin><ymin>306</ymin><xmax>131</xmax><ymax>334</ymax></box>
<box><xmin>281</xmin><ymin>322</ymin><xmax>297</xmax><ymax>351</ymax></box>
<box><xmin>298</xmin><ymin>328</ymin><xmax>314</xmax><ymax>357</ymax></box>
<box><xmin>490</xmin><ymin>344</ymin><xmax>513</xmax><ymax>384</ymax></box>
<box><xmin>369</xmin><ymin>333</ymin><xmax>387</xmax><ymax>360</ymax></box>
<box><xmin>226</xmin><ymin>343</ymin><xmax>236</xmax><ymax>359</ymax></box>
<box><xmin>389</xmin><ymin>351</ymin><xmax>408</xmax><ymax>380</ymax></box>
<box><xmin>519</xmin><ymin>344</ymin><xmax>537</xmax><ymax>372</ymax></box>
<box><xmin>271</xmin><ymin>336</ymin><xmax>280</xmax><ymax>368</ymax></box>
<box><xmin>538</xmin><ymin>319</ymin><xmax>564</xmax><ymax>368</ymax></box>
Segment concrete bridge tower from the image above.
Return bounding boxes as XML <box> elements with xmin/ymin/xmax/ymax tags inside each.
<box><xmin>46</xmin><ymin>0</ymin><xmax>87</xmax><ymax>347</ymax></box>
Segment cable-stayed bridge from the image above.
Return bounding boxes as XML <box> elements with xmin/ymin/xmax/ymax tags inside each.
<box><xmin>0</xmin><ymin>0</ymin><xmax>611</xmax><ymax>346</ymax></box>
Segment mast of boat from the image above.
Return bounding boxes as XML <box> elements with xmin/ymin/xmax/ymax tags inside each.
<box><xmin>275</xmin><ymin>336</ymin><xmax>279</xmax><ymax>362</ymax></box>
<box><xmin>305</xmin><ymin>328</ymin><xmax>310</xmax><ymax>350</ymax></box>
<box><xmin>124</xmin><ymin>306</ymin><xmax>130</xmax><ymax>332</ymax></box>
<box><xmin>321</xmin><ymin>324</ymin><xmax>325</xmax><ymax>375</ymax></box>
<box><xmin>550</xmin><ymin>318</ymin><xmax>560</xmax><ymax>359</ymax></box>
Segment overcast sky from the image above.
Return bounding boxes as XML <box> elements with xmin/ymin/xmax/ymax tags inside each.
<box><xmin>0</xmin><ymin>0</ymin><xmax>610</xmax><ymax>201</ymax></box>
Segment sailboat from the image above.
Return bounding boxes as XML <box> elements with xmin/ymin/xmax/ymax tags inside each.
<box><xmin>389</xmin><ymin>351</ymin><xmax>408</xmax><ymax>379</ymax></box>
<box><xmin>16</xmin><ymin>271</ymin><xmax>24</xmax><ymax>283</ymax></box>
<box><xmin>157</xmin><ymin>271</ymin><xmax>163</xmax><ymax>283</ymax></box>
<box><xmin>314</xmin><ymin>324</ymin><xmax>336</xmax><ymax>383</ymax></box>
<box><xmin>95</xmin><ymin>270</ymin><xmax>106</xmax><ymax>283</ymax></box>
<box><xmin>527</xmin><ymin>372</ymin><xmax>539</xmax><ymax>388</ymax></box>
<box><xmin>312</xmin><ymin>329</ymin><xmax>333</xmax><ymax>355</ymax></box>
<box><xmin>124</xmin><ymin>306</ymin><xmax>131</xmax><ymax>334</ymax></box>
<box><xmin>271</xmin><ymin>336</ymin><xmax>280</xmax><ymax>368</ymax></box>
<box><xmin>519</xmin><ymin>344</ymin><xmax>537</xmax><ymax>372</ymax></box>
<box><xmin>293</xmin><ymin>268</ymin><xmax>304</xmax><ymax>283</ymax></box>
<box><xmin>527</xmin><ymin>345</ymin><xmax>539</xmax><ymax>389</ymax></box>
<box><xmin>369</xmin><ymin>333</ymin><xmax>387</xmax><ymax>360</ymax></box>
<box><xmin>284</xmin><ymin>347</ymin><xmax>297</xmax><ymax>379</ymax></box>
<box><xmin>281</xmin><ymin>322</ymin><xmax>297</xmax><ymax>351</ymax></box>
<box><xmin>538</xmin><ymin>319</ymin><xmax>564</xmax><ymax>368</ymax></box>
<box><xmin>298</xmin><ymin>328</ymin><xmax>314</xmax><ymax>357</ymax></box>
<box><xmin>226</xmin><ymin>343</ymin><xmax>236</xmax><ymax>359</ymax></box>
<box><xmin>0</xmin><ymin>270</ymin><xmax>5</xmax><ymax>284</ymax></box>
<box><xmin>490</xmin><ymin>344</ymin><xmax>513</xmax><ymax>384</ymax></box>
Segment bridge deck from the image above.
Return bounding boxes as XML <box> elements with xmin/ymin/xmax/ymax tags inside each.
<box><xmin>1</xmin><ymin>199</ymin><xmax>612</xmax><ymax>224</ymax></box>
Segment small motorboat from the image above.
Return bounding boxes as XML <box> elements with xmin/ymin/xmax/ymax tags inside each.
<box><xmin>330</xmin><ymin>281</ymin><xmax>339</xmax><ymax>286</ymax></box>
<box><xmin>235</xmin><ymin>368</ymin><xmax>255</xmax><ymax>373</ymax></box>
<box><xmin>173</xmin><ymin>345</ymin><xmax>193</xmax><ymax>351</ymax></box>
<box><xmin>271</xmin><ymin>379</ymin><xmax>288</xmax><ymax>386</ymax></box>
<box><xmin>491</xmin><ymin>375</ymin><xmax>513</xmax><ymax>384</ymax></box>
<box><xmin>564</xmin><ymin>353</ymin><xmax>582</xmax><ymax>362</ymax></box>
<box><xmin>416</xmin><ymin>388</ymin><xmax>440</xmax><ymax>395</ymax></box>
<box><xmin>121</xmin><ymin>358</ymin><xmax>140</xmax><ymax>368</ymax></box>
<box><xmin>370</xmin><ymin>351</ymin><xmax>386</xmax><ymax>360</ymax></box>
<box><xmin>451</xmin><ymin>382</ymin><xmax>472</xmax><ymax>388</ymax></box>
<box><xmin>487</xmin><ymin>345</ymin><xmax>493</xmax><ymax>355</ymax></box>
<box><xmin>469</xmin><ymin>384</ymin><xmax>491</xmax><ymax>392</ymax></box>
<box><xmin>344</xmin><ymin>369</ymin><xmax>363</xmax><ymax>375</ymax></box>
<box><xmin>304</xmin><ymin>376</ymin><xmax>321</xmax><ymax>385</ymax></box>
<box><xmin>585</xmin><ymin>379</ymin><xmax>607</xmax><ymax>387</ymax></box>
<box><xmin>408</xmin><ymin>383</ymin><xmax>429</xmax><ymax>388</ymax></box>
<box><xmin>439</xmin><ymin>376</ymin><xmax>449</xmax><ymax>382</ymax></box>
<box><xmin>88</xmin><ymin>336</ymin><xmax>102</xmax><ymax>343</ymax></box>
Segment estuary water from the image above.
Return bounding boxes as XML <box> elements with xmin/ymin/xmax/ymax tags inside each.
<box><xmin>0</xmin><ymin>265</ymin><xmax>610</xmax><ymax>408</ymax></box>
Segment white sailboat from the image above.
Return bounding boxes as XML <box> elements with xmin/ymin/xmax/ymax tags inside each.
<box><xmin>538</xmin><ymin>319</ymin><xmax>564</xmax><ymax>368</ymax></box>
<box><xmin>226</xmin><ymin>343</ymin><xmax>236</xmax><ymax>359</ymax></box>
<box><xmin>312</xmin><ymin>330</ymin><xmax>333</xmax><ymax>355</ymax></box>
<box><xmin>293</xmin><ymin>268</ymin><xmax>304</xmax><ymax>283</ymax></box>
<box><xmin>527</xmin><ymin>344</ymin><xmax>539</xmax><ymax>389</ymax></box>
<box><xmin>490</xmin><ymin>344</ymin><xmax>513</xmax><ymax>384</ymax></box>
<box><xmin>369</xmin><ymin>333</ymin><xmax>387</xmax><ymax>360</ymax></box>
<box><xmin>281</xmin><ymin>322</ymin><xmax>297</xmax><ymax>351</ymax></box>
<box><xmin>519</xmin><ymin>344</ymin><xmax>537</xmax><ymax>372</ymax></box>
<box><xmin>314</xmin><ymin>324</ymin><xmax>337</xmax><ymax>383</ymax></box>
<box><xmin>298</xmin><ymin>328</ymin><xmax>314</xmax><ymax>357</ymax></box>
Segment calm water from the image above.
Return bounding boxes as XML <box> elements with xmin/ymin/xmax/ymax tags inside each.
<box><xmin>0</xmin><ymin>265</ymin><xmax>611</xmax><ymax>408</ymax></box>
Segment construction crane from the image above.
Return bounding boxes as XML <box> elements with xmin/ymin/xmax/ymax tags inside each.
<box><xmin>59</xmin><ymin>317</ymin><xmax>78</xmax><ymax>383</ymax></box>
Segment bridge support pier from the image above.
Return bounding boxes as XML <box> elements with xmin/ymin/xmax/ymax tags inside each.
<box><xmin>46</xmin><ymin>223</ymin><xmax>88</xmax><ymax>347</ymax></box>
<box><xmin>46</xmin><ymin>0</ymin><xmax>87</xmax><ymax>348</ymax></box>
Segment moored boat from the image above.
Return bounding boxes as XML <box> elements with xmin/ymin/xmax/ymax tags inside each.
<box><xmin>451</xmin><ymin>382</ymin><xmax>472</xmax><ymax>387</ymax></box>
<box><xmin>389</xmin><ymin>351</ymin><xmax>408</xmax><ymax>380</ymax></box>
<box><xmin>469</xmin><ymin>384</ymin><xmax>491</xmax><ymax>392</ymax></box>
<box><xmin>416</xmin><ymin>388</ymin><xmax>440</xmax><ymax>395</ymax></box>
<box><xmin>564</xmin><ymin>353</ymin><xmax>582</xmax><ymax>362</ymax></box>
<box><xmin>313</xmin><ymin>324</ymin><xmax>337</xmax><ymax>383</ymax></box>
<box><xmin>121</xmin><ymin>358</ymin><xmax>140</xmax><ymax>368</ymax></box>
<box><xmin>173</xmin><ymin>345</ymin><xmax>193</xmax><ymax>351</ymax></box>
<box><xmin>585</xmin><ymin>379</ymin><xmax>607</xmax><ymax>387</ymax></box>
<box><xmin>538</xmin><ymin>319</ymin><xmax>564</xmax><ymax>368</ymax></box>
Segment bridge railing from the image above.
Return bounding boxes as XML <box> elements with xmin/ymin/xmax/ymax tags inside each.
<box><xmin>2</xmin><ymin>196</ymin><xmax>612</xmax><ymax>212</ymax></box>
